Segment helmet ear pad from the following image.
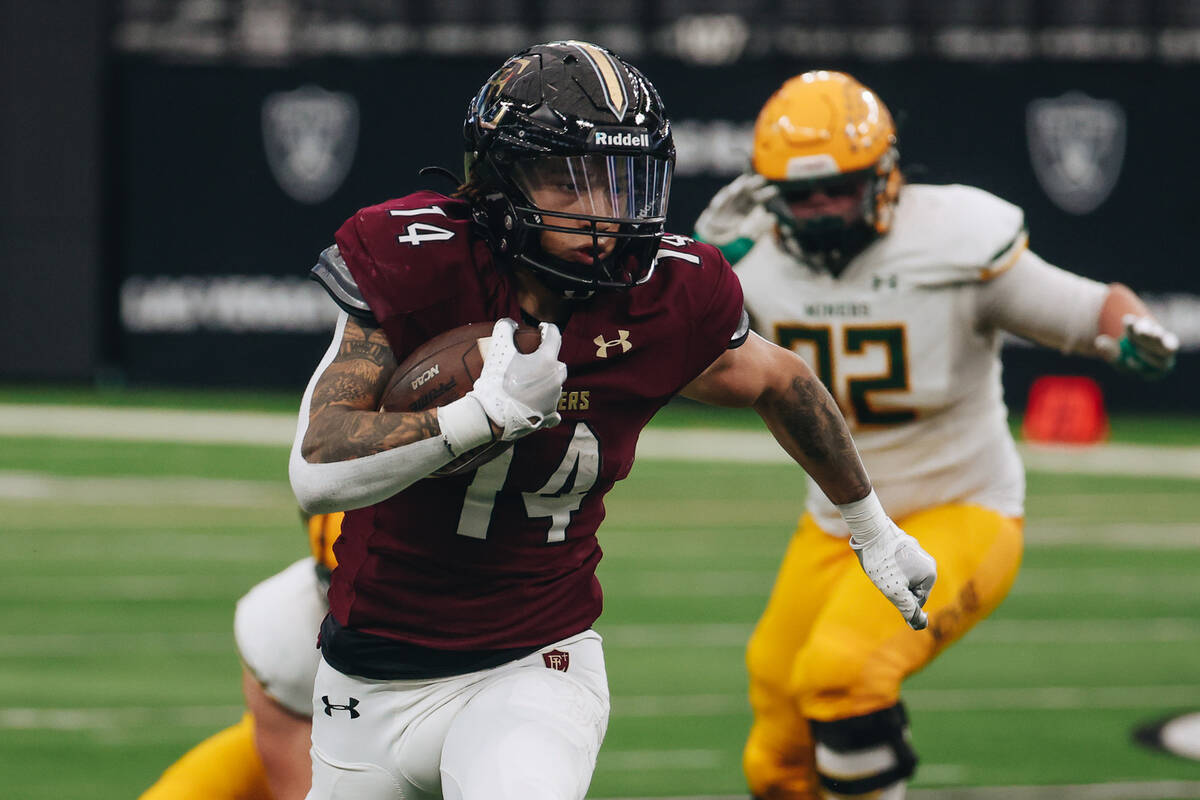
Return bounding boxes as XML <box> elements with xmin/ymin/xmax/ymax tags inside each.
<box><xmin>475</xmin><ymin>189</ymin><xmax>529</xmax><ymax>263</ymax></box>
<box><xmin>871</xmin><ymin>148</ymin><xmax>903</xmax><ymax>235</ymax></box>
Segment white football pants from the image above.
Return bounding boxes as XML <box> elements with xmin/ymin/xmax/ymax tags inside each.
<box><xmin>306</xmin><ymin>630</ymin><xmax>609</xmax><ymax>800</ymax></box>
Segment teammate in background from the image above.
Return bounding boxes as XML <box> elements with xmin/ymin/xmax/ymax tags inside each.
<box><xmin>289</xmin><ymin>43</ymin><xmax>936</xmax><ymax>800</ymax></box>
<box><xmin>139</xmin><ymin>512</ymin><xmax>342</xmax><ymax>800</ymax></box>
<box><xmin>693</xmin><ymin>70</ymin><xmax>1179</xmax><ymax>800</ymax></box>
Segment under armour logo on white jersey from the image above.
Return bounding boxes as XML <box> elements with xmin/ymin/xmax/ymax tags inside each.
<box><xmin>594</xmin><ymin>330</ymin><xmax>632</xmax><ymax>358</ymax></box>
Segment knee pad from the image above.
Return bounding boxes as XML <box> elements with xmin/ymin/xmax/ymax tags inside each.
<box><xmin>808</xmin><ymin>703</ymin><xmax>916</xmax><ymax>797</ymax></box>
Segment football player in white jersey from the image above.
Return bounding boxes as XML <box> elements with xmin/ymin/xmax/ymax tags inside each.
<box><xmin>694</xmin><ymin>71</ymin><xmax>1179</xmax><ymax>800</ymax></box>
<box><xmin>139</xmin><ymin>512</ymin><xmax>340</xmax><ymax>800</ymax></box>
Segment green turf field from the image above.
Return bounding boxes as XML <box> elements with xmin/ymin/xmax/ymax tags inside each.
<box><xmin>2</xmin><ymin>396</ymin><xmax>1199</xmax><ymax>799</ymax></box>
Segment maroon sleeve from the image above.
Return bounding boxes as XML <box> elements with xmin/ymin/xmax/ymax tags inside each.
<box><xmin>677</xmin><ymin>240</ymin><xmax>747</xmax><ymax>384</ymax></box>
<box><xmin>330</xmin><ymin>192</ymin><xmax>494</xmax><ymax>361</ymax></box>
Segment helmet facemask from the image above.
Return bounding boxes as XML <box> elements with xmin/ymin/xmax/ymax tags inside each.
<box><xmin>500</xmin><ymin>153</ymin><xmax>671</xmax><ymax>297</ymax></box>
<box><xmin>766</xmin><ymin>168</ymin><xmax>884</xmax><ymax>274</ymax></box>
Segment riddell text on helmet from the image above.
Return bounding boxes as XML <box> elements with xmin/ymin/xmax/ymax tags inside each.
<box><xmin>591</xmin><ymin>130</ymin><xmax>650</xmax><ymax>148</ymax></box>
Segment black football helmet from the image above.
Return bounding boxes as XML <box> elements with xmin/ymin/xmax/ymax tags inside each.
<box><xmin>464</xmin><ymin>41</ymin><xmax>675</xmax><ymax>297</ymax></box>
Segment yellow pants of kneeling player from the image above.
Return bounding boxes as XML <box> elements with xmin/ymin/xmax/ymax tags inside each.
<box><xmin>139</xmin><ymin>712</ymin><xmax>272</xmax><ymax>800</ymax></box>
<box><xmin>743</xmin><ymin>504</ymin><xmax>1023</xmax><ymax>800</ymax></box>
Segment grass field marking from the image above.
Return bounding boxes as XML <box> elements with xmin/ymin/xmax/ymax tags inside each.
<box><xmin>613</xmin><ymin>569</ymin><xmax>778</xmax><ymax>597</ymax></box>
<box><xmin>4</xmin><ymin>404</ymin><xmax>1200</xmax><ymax>478</ymax></box>
<box><xmin>1015</xmin><ymin>567</ymin><xmax>1199</xmax><ymax>596</ymax></box>
<box><xmin>0</xmin><ymin>471</ymin><xmax>292</xmax><ymax>507</ymax></box>
<box><xmin>14</xmin><ymin>533</ymin><xmax>294</xmax><ymax>562</ymax></box>
<box><xmin>600</xmin><ymin>618</ymin><xmax>1200</xmax><ymax>648</ymax></box>
<box><xmin>616</xmin><ymin>566</ymin><xmax>1198</xmax><ymax>598</ymax></box>
<box><xmin>594</xmin><ymin>785</ymin><xmax>1200</xmax><ymax>800</ymax></box>
<box><xmin>969</xmin><ymin>617</ymin><xmax>1200</xmax><ymax>643</ymax></box>
<box><xmin>14</xmin><ymin>683</ymin><xmax>1198</xmax><ymax>729</ymax></box>
<box><xmin>1</xmin><ymin>573</ymin><xmax>266</xmax><ymax>602</ymax></box>
<box><xmin>612</xmin><ymin>685</ymin><xmax>1200</xmax><ymax>715</ymax></box>
<box><xmin>3</xmin><ymin>617</ymin><xmax>1191</xmax><ymax>657</ymax></box>
<box><xmin>1020</xmin><ymin>442</ymin><xmax>1200</xmax><ymax>478</ymax></box>
<box><xmin>1024</xmin><ymin>522</ymin><xmax>1200</xmax><ymax>549</ymax></box>
<box><xmin>0</xmin><ymin>631</ymin><xmax>232</xmax><ymax>656</ymax></box>
<box><xmin>904</xmin><ymin>684</ymin><xmax>1200</xmax><ymax>711</ymax></box>
<box><xmin>0</xmin><ymin>404</ymin><xmax>297</xmax><ymax>445</ymax></box>
<box><xmin>600</xmin><ymin>749</ymin><xmax>726</xmax><ymax>770</ymax></box>
<box><xmin>0</xmin><ymin>705</ymin><xmax>243</xmax><ymax>730</ymax></box>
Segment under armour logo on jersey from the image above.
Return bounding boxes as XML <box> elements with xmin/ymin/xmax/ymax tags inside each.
<box><xmin>321</xmin><ymin>696</ymin><xmax>360</xmax><ymax>718</ymax></box>
<box><xmin>594</xmin><ymin>330</ymin><xmax>632</xmax><ymax>358</ymax></box>
<box><xmin>542</xmin><ymin>649</ymin><xmax>571</xmax><ymax>672</ymax></box>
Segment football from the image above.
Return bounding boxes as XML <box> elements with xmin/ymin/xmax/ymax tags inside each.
<box><xmin>380</xmin><ymin>322</ymin><xmax>542</xmax><ymax>476</ymax></box>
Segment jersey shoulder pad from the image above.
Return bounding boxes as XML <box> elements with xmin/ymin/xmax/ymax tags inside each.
<box><xmin>334</xmin><ymin>192</ymin><xmax>481</xmax><ymax>318</ymax></box>
<box><xmin>648</xmin><ymin>233</ymin><xmax>748</xmax><ymax>349</ymax></box>
<box><xmin>878</xmin><ymin>184</ymin><xmax>1027</xmax><ymax>286</ymax></box>
<box><xmin>651</xmin><ymin>233</ymin><xmax>736</xmax><ymax>295</ymax></box>
<box><xmin>310</xmin><ymin>244</ymin><xmax>373</xmax><ymax>319</ymax></box>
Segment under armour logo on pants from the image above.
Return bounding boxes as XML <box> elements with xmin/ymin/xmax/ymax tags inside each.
<box><xmin>322</xmin><ymin>696</ymin><xmax>360</xmax><ymax>718</ymax></box>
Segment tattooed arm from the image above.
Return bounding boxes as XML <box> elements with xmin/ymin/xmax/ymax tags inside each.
<box><xmin>301</xmin><ymin>313</ymin><xmax>440</xmax><ymax>463</ymax></box>
<box><xmin>681</xmin><ymin>331</ymin><xmax>869</xmax><ymax>504</ymax></box>
<box><xmin>289</xmin><ymin>313</ymin><xmax>495</xmax><ymax>513</ymax></box>
<box><xmin>682</xmin><ymin>331</ymin><xmax>936</xmax><ymax>629</ymax></box>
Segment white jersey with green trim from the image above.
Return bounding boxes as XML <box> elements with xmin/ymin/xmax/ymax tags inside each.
<box><xmin>735</xmin><ymin>183</ymin><xmax>1029</xmax><ymax>534</ymax></box>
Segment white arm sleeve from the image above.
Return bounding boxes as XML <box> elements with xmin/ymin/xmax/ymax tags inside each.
<box><xmin>288</xmin><ymin>311</ymin><xmax>466</xmax><ymax>514</ymax></box>
<box><xmin>976</xmin><ymin>249</ymin><xmax>1109</xmax><ymax>355</ymax></box>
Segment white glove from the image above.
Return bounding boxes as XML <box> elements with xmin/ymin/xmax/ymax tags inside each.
<box><xmin>693</xmin><ymin>173</ymin><xmax>778</xmax><ymax>246</ymax></box>
<box><xmin>839</xmin><ymin>491</ymin><xmax>937</xmax><ymax>630</ymax></box>
<box><xmin>1095</xmin><ymin>314</ymin><xmax>1179</xmax><ymax>380</ymax></box>
<box><xmin>468</xmin><ymin>318</ymin><xmax>566</xmax><ymax>442</ymax></box>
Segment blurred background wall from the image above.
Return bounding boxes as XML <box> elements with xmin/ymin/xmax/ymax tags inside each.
<box><xmin>3</xmin><ymin>0</ymin><xmax>1198</xmax><ymax>409</ymax></box>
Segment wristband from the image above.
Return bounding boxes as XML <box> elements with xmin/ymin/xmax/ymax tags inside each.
<box><xmin>837</xmin><ymin>489</ymin><xmax>890</xmax><ymax>548</ymax></box>
<box><xmin>436</xmin><ymin>395</ymin><xmax>494</xmax><ymax>456</ymax></box>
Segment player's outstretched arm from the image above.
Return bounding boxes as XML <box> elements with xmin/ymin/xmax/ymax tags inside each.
<box><xmin>980</xmin><ymin>254</ymin><xmax>1179</xmax><ymax>380</ymax></box>
<box><xmin>682</xmin><ymin>333</ymin><xmax>935</xmax><ymax>629</ymax></box>
<box><xmin>1093</xmin><ymin>284</ymin><xmax>1179</xmax><ymax>379</ymax></box>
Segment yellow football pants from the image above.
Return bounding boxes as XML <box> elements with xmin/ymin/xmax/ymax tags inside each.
<box><xmin>139</xmin><ymin>712</ymin><xmax>273</xmax><ymax>800</ymax></box>
<box><xmin>744</xmin><ymin>504</ymin><xmax>1023</xmax><ymax>800</ymax></box>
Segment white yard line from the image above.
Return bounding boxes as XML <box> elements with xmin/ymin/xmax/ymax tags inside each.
<box><xmin>600</xmin><ymin>750</ymin><xmax>725</xmax><ymax>770</ymax></box>
<box><xmin>4</xmin><ymin>468</ymin><xmax>1193</xmax><ymax>550</ymax></box>
<box><xmin>8</xmin><ymin>618</ymin><xmax>1193</xmax><ymax>656</ymax></box>
<box><xmin>0</xmin><ymin>471</ymin><xmax>291</xmax><ymax>507</ymax></box>
<box><xmin>0</xmin><ymin>404</ymin><xmax>298</xmax><ymax>445</ymax></box>
<box><xmin>599</xmin><ymin>618</ymin><xmax>1200</xmax><ymax>648</ymax></box>
<box><xmin>7</xmin><ymin>684</ymin><xmax>1199</xmax><ymax>730</ymax></box>
<box><xmin>4</xmin><ymin>617</ymin><xmax>1197</xmax><ymax>658</ymax></box>
<box><xmin>2</xmin><ymin>404</ymin><xmax>1199</xmax><ymax>477</ymax></box>
<box><xmin>0</xmin><ymin>705</ymin><xmax>244</xmax><ymax>730</ymax></box>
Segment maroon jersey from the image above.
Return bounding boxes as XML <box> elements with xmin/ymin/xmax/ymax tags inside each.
<box><xmin>327</xmin><ymin>191</ymin><xmax>744</xmax><ymax>650</ymax></box>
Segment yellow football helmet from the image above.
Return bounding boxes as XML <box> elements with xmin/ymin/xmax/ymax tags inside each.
<box><xmin>752</xmin><ymin>71</ymin><xmax>901</xmax><ymax>251</ymax></box>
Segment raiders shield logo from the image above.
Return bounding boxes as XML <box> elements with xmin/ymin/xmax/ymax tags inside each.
<box><xmin>1026</xmin><ymin>92</ymin><xmax>1125</xmax><ymax>215</ymax></box>
<box><xmin>262</xmin><ymin>85</ymin><xmax>359</xmax><ymax>204</ymax></box>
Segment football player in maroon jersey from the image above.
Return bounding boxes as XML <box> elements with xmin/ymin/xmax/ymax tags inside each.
<box><xmin>288</xmin><ymin>41</ymin><xmax>936</xmax><ymax>800</ymax></box>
